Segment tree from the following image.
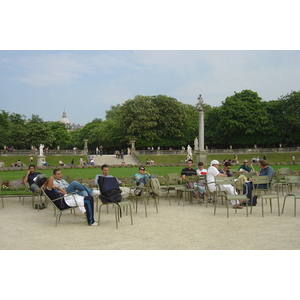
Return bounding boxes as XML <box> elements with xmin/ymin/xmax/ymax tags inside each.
<box><xmin>214</xmin><ymin>90</ymin><xmax>269</xmax><ymax>148</ymax></box>
<box><xmin>48</xmin><ymin>122</ymin><xmax>71</xmax><ymax>149</ymax></box>
<box><xmin>25</xmin><ymin>115</ymin><xmax>54</xmax><ymax>148</ymax></box>
<box><xmin>276</xmin><ymin>91</ymin><xmax>300</xmax><ymax>146</ymax></box>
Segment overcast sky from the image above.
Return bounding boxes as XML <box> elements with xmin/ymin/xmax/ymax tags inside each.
<box><xmin>1</xmin><ymin>50</ymin><xmax>300</xmax><ymax>125</ymax></box>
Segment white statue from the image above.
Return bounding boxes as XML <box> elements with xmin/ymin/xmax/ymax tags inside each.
<box><xmin>194</xmin><ymin>137</ymin><xmax>199</xmax><ymax>151</ymax></box>
<box><xmin>187</xmin><ymin>144</ymin><xmax>192</xmax><ymax>156</ymax></box>
<box><xmin>39</xmin><ymin>144</ymin><xmax>44</xmax><ymax>156</ymax></box>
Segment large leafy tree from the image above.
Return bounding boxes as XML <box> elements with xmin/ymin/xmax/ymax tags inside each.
<box><xmin>113</xmin><ymin>95</ymin><xmax>199</xmax><ymax>148</ymax></box>
<box><xmin>48</xmin><ymin>122</ymin><xmax>71</xmax><ymax>149</ymax></box>
<box><xmin>25</xmin><ymin>114</ymin><xmax>54</xmax><ymax>148</ymax></box>
<box><xmin>276</xmin><ymin>91</ymin><xmax>300</xmax><ymax>146</ymax></box>
<box><xmin>214</xmin><ymin>90</ymin><xmax>269</xmax><ymax>148</ymax></box>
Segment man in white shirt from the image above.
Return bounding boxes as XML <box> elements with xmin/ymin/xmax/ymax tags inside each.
<box><xmin>206</xmin><ymin>160</ymin><xmax>243</xmax><ymax>209</ymax></box>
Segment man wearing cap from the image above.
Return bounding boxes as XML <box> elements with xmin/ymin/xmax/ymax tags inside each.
<box><xmin>207</xmin><ymin>159</ymin><xmax>243</xmax><ymax>209</ymax></box>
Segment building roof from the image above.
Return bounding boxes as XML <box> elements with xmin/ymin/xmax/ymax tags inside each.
<box><xmin>59</xmin><ymin>111</ymin><xmax>70</xmax><ymax>124</ymax></box>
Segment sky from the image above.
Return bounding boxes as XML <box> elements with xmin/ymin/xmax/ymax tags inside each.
<box><xmin>1</xmin><ymin>2</ymin><xmax>299</xmax><ymax>126</ymax></box>
<box><xmin>1</xmin><ymin>50</ymin><xmax>300</xmax><ymax>125</ymax></box>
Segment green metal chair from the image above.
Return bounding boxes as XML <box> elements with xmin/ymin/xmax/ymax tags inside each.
<box><xmin>98</xmin><ymin>200</ymin><xmax>133</xmax><ymax>229</ymax></box>
<box><xmin>250</xmin><ymin>176</ymin><xmax>280</xmax><ymax>217</ymax></box>
<box><xmin>175</xmin><ymin>175</ymin><xmax>198</xmax><ymax>206</ymax></box>
<box><xmin>281</xmin><ymin>175</ymin><xmax>300</xmax><ymax>217</ymax></box>
<box><xmin>0</xmin><ymin>178</ymin><xmax>25</xmax><ymax>209</ymax></box>
<box><xmin>41</xmin><ymin>189</ymin><xmax>77</xmax><ymax>227</ymax></box>
<box><xmin>213</xmin><ymin>176</ymin><xmax>248</xmax><ymax>217</ymax></box>
<box><xmin>23</xmin><ymin>182</ymin><xmax>46</xmax><ymax>210</ymax></box>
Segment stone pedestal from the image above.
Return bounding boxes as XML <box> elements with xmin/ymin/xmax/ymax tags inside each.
<box><xmin>195</xmin><ymin>150</ymin><xmax>208</xmax><ymax>165</ymax></box>
<box><xmin>37</xmin><ymin>155</ymin><xmax>46</xmax><ymax>167</ymax></box>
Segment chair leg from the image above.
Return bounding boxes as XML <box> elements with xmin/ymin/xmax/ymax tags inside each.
<box><xmin>129</xmin><ymin>203</ymin><xmax>133</xmax><ymax>225</ymax></box>
<box><xmin>282</xmin><ymin>195</ymin><xmax>288</xmax><ymax>214</ymax></box>
<box><xmin>115</xmin><ymin>205</ymin><xmax>118</xmax><ymax>229</ymax></box>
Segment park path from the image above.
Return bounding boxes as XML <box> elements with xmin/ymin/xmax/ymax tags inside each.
<box><xmin>93</xmin><ymin>154</ymin><xmax>137</xmax><ymax>166</ymax></box>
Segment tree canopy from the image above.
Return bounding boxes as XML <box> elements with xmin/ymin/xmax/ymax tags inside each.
<box><xmin>2</xmin><ymin>90</ymin><xmax>300</xmax><ymax>150</ymax></box>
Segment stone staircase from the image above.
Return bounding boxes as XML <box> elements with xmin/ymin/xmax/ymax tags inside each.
<box><xmin>92</xmin><ymin>155</ymin><xmax>138</xmax><ymax>166</ymax></box>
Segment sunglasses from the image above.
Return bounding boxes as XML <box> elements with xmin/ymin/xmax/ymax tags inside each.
<box><xmin>140</xmin><ymin>168</ymin><xmax>145</xmax><ymax>171</ymax></box>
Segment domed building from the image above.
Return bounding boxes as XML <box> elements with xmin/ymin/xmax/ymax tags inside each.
<box><xmin>59</xmin><ymin>111</ymin><xmax>70</xmax><ymax>125</ymax></box>
<box><xmin>59</xmin><ymin>110</ymin><xmax>82</xmax><ymax>131</ymax></box>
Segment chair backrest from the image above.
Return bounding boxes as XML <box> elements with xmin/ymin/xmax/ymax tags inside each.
<box><xmin>120</xmin><ymin>177</ymin><xmax>136</xmax><ymax>187</ymax></box>
<box><xmin>242</xmin><ymin>172</ymin><xmax>257</xmax><ymax>179</ymax></box>
<box><xmin>167</xmin><ymin>173</ymin><xmax>179</xmax><ymax>185</ymax></box>
<box><xmin>285</xmin><ymin>175</ymin><xmax>300</xmax><ymax>193</ymax></box>
<box><xmin>214</xmin><ymin>176</ymin><xmax>235</xmax><ymax>186</ymax></box>
<box><xmin>185</xmin><ymin>175</ymin><xmax>199</xmax><ymax>182</ymax></box>
<box><xmin>157</xmin><ymin>176</ymin><xmax>169</xmax><ymax>186</ymax></box>
<box><xmin>197</xmin><ymin>174</ymin><xmax>206</xmax><ymax>182</ymax></box>
<box><xmin>251</xmin><ymin>175</ymin><xmax>270</xmax><ymax>192</ymax></box>
<box><xmin>214</xmin><ymin>176</ymin><xmax>236</xmax><ymax>193</ymax></box>
<box><xmin>231</xmin><ymin>169</ymin><xmax>239</xmax><ymax>179</ymax></box>
<box><xmin>278</xmin><ymin>168</ymin><xmax>292</xmax><ymax>175</ymax></box>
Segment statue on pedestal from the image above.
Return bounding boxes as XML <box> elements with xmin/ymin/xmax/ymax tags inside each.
<box><xmin>39</xmin><ymin>144</ymin><xmax>44</xmax><ymax>156</ymax></box>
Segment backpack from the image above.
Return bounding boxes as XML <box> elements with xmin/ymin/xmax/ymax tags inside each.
<box><xmin>148</xmin><ymin>178</ymin><xmax>161</xmax><ymax>197</ymax></box>
<box><xmin>98</xmin><ymin>176</ymin><xmax>122</xmax><ymax>204</ymax></box>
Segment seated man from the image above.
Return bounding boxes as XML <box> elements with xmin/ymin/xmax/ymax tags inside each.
<box><xmin>53</xmin><ymin>168</ymin><xmax>98</xmax><ymax>197</ymax></box>
<box><xmin>244</xmin><ymin>159</ymin><xmax>275</xmax><ymax>206</ymax></box>
<box><xmin>238</xmin><ymin>160</ymin><xmax>255</xmax><ymax>173</ymax></box>
<box><xmin>181</xmin><ymin>159</ymin><xmax>198</xmax><ymax>198</ymax></box>
<box><xmin>40</xmin><ymin>176</ymin><xmax>97</xmax><ymax>226</ymax></box>
<box><xmin>22</xmin><ymin>165</ymin><xmax>42</xmax><ymax>193</ymax></box>
<box><xmin>94</xmin><ymin>164</ymin><xmax>130</xmax><ymax>199</ymax></box>
<box><xmin>41</xmin><ymin>159</ymin><xmax>49</xmax><ymax>166</ymax></box>
<box><xmin>206</xmin><ymin>160</ymin><xmax>243</xmax><ymax>209</ymax></box>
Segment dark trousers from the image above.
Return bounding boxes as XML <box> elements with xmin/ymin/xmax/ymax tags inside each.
<box><xmin>84</xmin><ymin>196</ymin><xmax>95</xmax><ymax>225</ymax></box>
<box><xmin>243</xmin><ymin>182</ymin><xmax>257</xmax><ymax>205</ymax></box>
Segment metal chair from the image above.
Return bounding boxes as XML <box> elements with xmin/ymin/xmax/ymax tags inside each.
<box><xmin>274</xmin><ymin>168</ymin><xmax>292</xmax><ymax>195</ymax></box>
<box><xmin>22</xmin><ymin>182</ymin><xmax>46</xmax><ymax>210</ymax></box>
<box><xmin>98</xmin><ymin>200</ymin><xmax>133</xmax><ymax>229</ymax></box>
<box><xmin>97</xmin><ymin>176</ymin><xmax>134</xmax><ymax>228</ymax></box>
<box><xmin>250</xmin><ymin>176</ymin><xmax>280</xmax><ymax>217</ymax></box>
<box><xmin>41</xmin><ymin>189</ymin><xmax>77</xmax><ymax>227</ymax></box>
<box><xmin>176</xmin><ymin>175</ymin><xmax>198</xmax><ymax>206</ymax></box>
<box><xmin>213</xmin><ymin>177</ymin><xmax>247</xmax><ymax>217</ymax></box>
<box><xmin>281</xmin><ymin>175</ymin><xmax>300</xmax><ymax>217</ymax></box>
<box><xmin>0</xmin><ymin>178</ymin><xmax>26</xmax><ymax>209</ymax></box>
<box><xmin>224</xmin><ymin>183</ymin><xmax>249</xmax><ymax>218</ymax></box>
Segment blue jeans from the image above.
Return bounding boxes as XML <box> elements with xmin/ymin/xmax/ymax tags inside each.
<box><xmin>66</xmin><ymin>181</ymin><xmax>92</xmax><ymax>196</ymax></box>
<box><xmin>136</xmin><ymin>175</ymin><xmax>154</xmax><ymax>186</ymax></box>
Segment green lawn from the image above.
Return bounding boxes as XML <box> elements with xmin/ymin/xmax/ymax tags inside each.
<box><xmin>1</xmin><ymin>152</ymin><xmax>300</xmax><ymax>195</ymax></box>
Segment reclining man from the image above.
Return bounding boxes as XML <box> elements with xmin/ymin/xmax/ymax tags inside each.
<box><xmin>53</xmin><ymin>168</ymin><xmax>98</xmax><ymax>197</ymax></box>
<box><xmin>40</xmin><ymin>176</ymin><xmax>97</xmax><ymax>226</ymax></box>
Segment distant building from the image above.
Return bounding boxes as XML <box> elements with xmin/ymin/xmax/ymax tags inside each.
<box><xmin>59</xmin><ymin>111</ymin><xmax>82</xmax><ymax>131</ymax></box>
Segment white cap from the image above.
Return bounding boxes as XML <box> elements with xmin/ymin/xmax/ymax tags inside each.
<box><xmin>210</xmin><ymin>160</ymin><xmax>220</xmax><ymax>166</ymax></box>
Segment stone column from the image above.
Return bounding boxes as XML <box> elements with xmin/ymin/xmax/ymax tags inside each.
<box><xmin>196</xmin><ymin>94</ymin><xmax>207</xmax><ymax>164</ymax></box>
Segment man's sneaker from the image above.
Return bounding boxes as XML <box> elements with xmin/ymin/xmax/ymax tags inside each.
<box><xmin>91</xmin><ymin>190</ymin><xmax>99</xmax><ymax>197</ymax></box>
<box><xmin>90</xmin><ymin>221</ymin><xmax>98</xmax><ymax>226</ymax></box>
<box><xmin>134</xmin><ymin>188</ymin><xmax>142</xmax><ymax>195</ymax></box>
